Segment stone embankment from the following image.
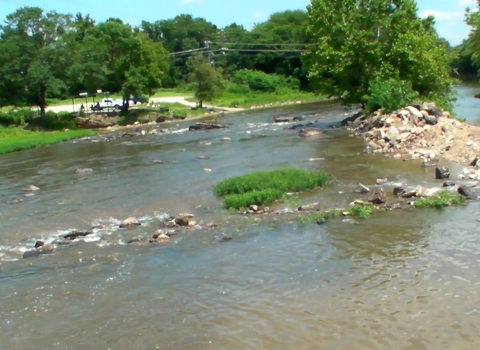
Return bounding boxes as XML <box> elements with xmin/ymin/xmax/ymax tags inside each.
<box><xmin>342</xmin><ymin>102</ymin><xmax>480</xmax><ymax>178</ymax></box>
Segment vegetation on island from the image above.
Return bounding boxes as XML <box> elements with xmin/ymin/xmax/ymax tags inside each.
<box><xmin>213</xmin><ymin>169</ymin><xmax>329</xmax><ymax>209</ymax></box>
<box><xmin>414</xmin><ymin>190</ymin><xmax>466</xmax><ymax>208</ymax></box>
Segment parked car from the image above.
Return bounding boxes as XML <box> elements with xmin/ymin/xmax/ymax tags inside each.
<box><xmin>131</xmin><ymin>95</ymin><xmax>149</xmax><ymax>104</ymax></box>
<box><xmin>91</xmin><ymin>98</ymin><xmax>124</xmax><ymax>111</ymax></box>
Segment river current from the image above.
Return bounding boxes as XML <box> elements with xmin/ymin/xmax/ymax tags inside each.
<box><xmin>1</xmin><ymin>86</ymin><xmax>480</xmax><ymax>349</ymax></box>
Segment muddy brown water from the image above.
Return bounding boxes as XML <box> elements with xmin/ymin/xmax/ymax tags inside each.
<box><xmin>1</xmin><ymin>87</ymin><xmax>480</xmax><ymax>349</ymax></box>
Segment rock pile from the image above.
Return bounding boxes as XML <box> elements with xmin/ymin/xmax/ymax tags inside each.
<box><xmin>343</xmin><ymin>102</ymin><xmax>480</xmax><ymax>166</ymax></box>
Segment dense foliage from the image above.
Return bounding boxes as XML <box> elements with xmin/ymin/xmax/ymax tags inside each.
<box><xmin>213</xmin><ymin>169</ymin><xmax>329</xmax><ymax>209</ymax></box>
<box><xmin>303</xmin><ymin>0</ymin><xmax>454</xmax><ymax>110</ymax></box>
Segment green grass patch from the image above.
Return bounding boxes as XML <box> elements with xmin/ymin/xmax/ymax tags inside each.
<box><xmin>414</xmin><ymin>190</ymin><xmax>466</xmax><ymax>208</ymax></box>
<box><xmin>348</xmin><ymin>203</ymin><xmax>375</xmax><ymax>219</ymax></box>
<box><xmin>186</xmin><ymin>90</ymin><xmax>322</xmax><ymax>108</ymax></box>
<box><xmin>213</xmin><ymin>168</ymin><xmax>329</xmax><ymax>209</ymax></box>
<box><xmin>0</xmin><ymin>127</ymin><xmax>96</xmax><ymax>155</ymax></box>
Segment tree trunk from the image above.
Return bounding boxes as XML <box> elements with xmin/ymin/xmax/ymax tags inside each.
<box><xmin>199</xmin><ymin>100</ymin><xmax>203</xmax><ymax>108</ymax></box>
<box><xmin>123</xmin><ymin>93</ymin><xmax>130</xmax><ymax>112</ymax></box>
<box><xmin>39</xmin><ymin>85</ymin><xmax>47</xmax><ymax>123</ymax></box>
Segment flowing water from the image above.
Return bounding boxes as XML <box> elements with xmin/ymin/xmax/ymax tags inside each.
<box><xmin>1</xmin><ymin>87</ymin><xmax>480</xmax><ymax>349</ymax></box>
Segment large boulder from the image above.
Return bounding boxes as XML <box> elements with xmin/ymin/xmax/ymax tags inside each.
<box><xmin>189</xmin><ymin>121</ymin><xmax>228</xmax><ymax>131</ymax></box>
<box><xmin>405</xmin><ymin>106</ymin><xmax>423</xmax><ymax>119</ymax></box>
<box><xmin>458</xmin><ymin>185</ymin><xmax>474</xmax><ymax>198</ymax></box>
<box><xmin>420</xmin><ymin>102</ymin><xmax>443</xmax><ymax>117</ymax></box>
<box><xmin>75</xmin><ymin>114</ymin><xmax>120</xmax><ymax>129</ymax></box>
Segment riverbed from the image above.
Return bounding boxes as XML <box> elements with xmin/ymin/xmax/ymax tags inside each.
<box><xmin>1</xmin><ymin>87</ymin><xmax>480</xmax><ymax>349</ymax></box>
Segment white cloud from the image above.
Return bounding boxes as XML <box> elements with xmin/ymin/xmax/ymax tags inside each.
<box><xmin>457</xmin><ymin>0</ymin><xmax>476</xmax><ymax>8</ymax></box>
<box><xmin>252</xmin><ymin>11</ymin><xmax>266</xmax><ymax>19</ymax></box>
<box><xmin>180</xmin><ymin>0</ymin><xmax>204</xmax><ymax>4</ymax></box>
<box><xmin>420</xmin><ymin>10</ymin><xmax>463</xmax><ymax>22</ymax></box>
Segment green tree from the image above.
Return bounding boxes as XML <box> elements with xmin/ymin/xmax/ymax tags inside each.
<box><xmin>187</xmin><ymin>54</ymin><xmax>225</xmax><ymax>108</ymax></box>
<box><xmin>303</xmin><ymin>0</ymin><xmax>453</xmax><ymax>108</ymax></box>
<box><xmin>0</xmin><ymin>7</ymin><xmax>72</xmax><ymax>120</ymax></box>
<box><xmin>465</xmin><ymin>2</ymin><xmax>480</xmax><ymax>77</ymax></box>
<box><xmin>70</xmin><ymin>20</ymin><xmax>169</xmax><ymax>111</ymax></box>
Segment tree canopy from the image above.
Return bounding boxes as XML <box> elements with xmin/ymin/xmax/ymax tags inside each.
<box><xmin>303</xmin><ymin>0</ymin><xmax>454</xmax><ymax>109</ymax></box>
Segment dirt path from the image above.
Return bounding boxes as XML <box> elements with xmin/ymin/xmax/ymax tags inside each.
<box><xmin>46</xmin><ymin>96</ymin><xmax>243</xmax><ymax>113</ymax></box>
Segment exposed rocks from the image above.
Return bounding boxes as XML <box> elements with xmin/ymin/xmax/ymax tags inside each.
<box><xmin>127</xmin><ymin>237</ymin><xmax>144</xmax><ymax>244</ymax></box>
<box><xmin>155</xmin><ymin>116</ymin><xmax>166</xmax><ymax>123</ymax></box>
<box><xmin>342</xmin><ymin>102</ymin><xmax>480</xmax><ymax>166</ymax></box>
<box><xmin>119</xmin><ymin>217</ymin><xmax>141</xmax><ymax>228</ymax></box>
<box><xmin>443</xmin><ymin>181</ymin><xmax>456</xmax><ymax>187</ymax></box>
<box><xmin>75</xmin><ymin>114</ymin><xmax>120</xmax><ymax>128</ymax></box>
<box><xmin>393</xmin><ymin>187</ymin><xmax>405</xmax><ymax>196</ymax></box>
<box><xmin>369</xmin><ymin>188</ymin><xmax>387</xmax><ymax>204</ymax></box>
<box><xmin>189</xmin><ymin>121</ymin><xmax>228</xmax><ymax>131</ymax></box>
<box><xmin>355</xmin><ymin>183</ymin><xmax>370</xmax><ymax>194</ymax></box>
<box><xmin>35</xmin><ymin>241</ymin><xmax>45</xmax><ymax>248</ymax></box>
<box><xmin>197</xmin><ymin>155</ymin><xmax>210</xmax><ymax>160</ymax></box>
<box><xmin>273</xmin><ymin>116</ymin><xmax>294</xmax><ymax>123</ymax></box>
<box><xmin>435</xmin><ymin>167</ymin><xmax>450</xmax><ymax>180</ymax></box>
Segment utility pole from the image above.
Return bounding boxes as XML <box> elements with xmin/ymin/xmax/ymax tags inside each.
<box><xmin>219</xmin><ymin>30</ymin><xmax>228</xmax><ymax>79</ymax></box>
<box><xmin>204</xmin><ymin>41</ymin><xmax>214</xmax><ymax>67</ymax></box>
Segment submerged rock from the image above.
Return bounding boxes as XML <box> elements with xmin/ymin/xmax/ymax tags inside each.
<box><xmin>23</xmin><ymin>245</ymin><xmax>54</xmax><ymax>259</ymax></box>
<box><xmin>298</xmin><ymin>127</ymin><xmax>322</xmax><ymax>137</ymax></box>
<box><xmin>63</xmin><ymin>230</ymin><xmax>93</xmax><ymax>240</ymax></box>
<box><xmin>458</xmin><ymin>185</ymin><xmax>474</xmax><ymax>198</ymax></box>
<box><xmin>75</xmin><ymin>168</ymin><xmax>93</xmax><ymax>174</ymax></box>
<box><xmin>355</xmin><ymin>183</ymin><xmax>370</xmax><ymax>194</ymax></box>
<box><xmin>22</xmin><ymin>185</ymin><xmax>40</xmax><ymax>191</ymax></box>
<box><xmin>298</xmin><ymin>202</ymin><xmax>320</xmax><ymax>211</ymax></box>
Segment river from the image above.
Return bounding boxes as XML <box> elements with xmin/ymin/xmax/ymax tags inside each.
<box><xmin>1</xmin><ymin>86</ymin><xmax>480</xmax><ymax>349</ymax></box>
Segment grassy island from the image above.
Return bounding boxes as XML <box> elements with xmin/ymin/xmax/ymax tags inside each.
<box><xmin>213</xmin><ymin>168</ymin><xmax>329</xmax><ymax>209</ymax></box>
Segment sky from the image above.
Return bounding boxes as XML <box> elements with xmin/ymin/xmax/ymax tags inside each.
<box><xmin>0</xmin><ymin>0</ymin><xmax>477</xmax><ymax>45</ymax></box>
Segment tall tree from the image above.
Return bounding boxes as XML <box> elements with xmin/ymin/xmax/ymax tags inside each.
<box><xmin>70</xmin><ymin>20</ymin><xmax>169</xmax><ymax>111</ymax></box>
<box><xmin>0</xmin><ymin>7</ymin><xmax>72</xmax><ymax>120</ymax></box>
<box><xmin>303</xmin><ymin>0</ymin><xmax>453</xmax><ymax>107</ymax></box>
<box><xmin>465</xmin><ymin>2</ymin><xmax>480</xmax><ymax>78</ymax></box>
<box><xmin>187</xmin><ymin>54</ymin><xmax>225</xmax><ymax>108</ymax></box>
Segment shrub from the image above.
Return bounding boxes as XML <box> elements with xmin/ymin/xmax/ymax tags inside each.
<box><xmin>414</xmin><ymin>190</ymin><xmax>466</xmax><ymax>208</ymax></box>
<box><xmin>364</xmin><ymin>77</ymin><xmax>420</xmax><ymax>113</ymax></box>
<box><xmin>213</xmin><ymin>168</ymin><xmax>330</xmax><ymax>209</ymax></box>
<box><xmin>231</xmin><ymin>69</ymin><xmax>299</xmax><ymax>93</ymax></box>
<box><xmin>348</xmin><ymin>203</ymin><xmax>375</xmax><ymax>219</ymax></box>
<box><xmin>0</xmin><ymin>110</ymin><xmax>37</xmax><ymax>127</ymax></box>
<box><xmin>226</xmin><ymin>83</ymin><xmax>251</xmax><ymax>94</ymax></box>
<box><xmin>172</xmin><ymin>109</ymin><xmax>188</xmax><ymax>119</ymax></box>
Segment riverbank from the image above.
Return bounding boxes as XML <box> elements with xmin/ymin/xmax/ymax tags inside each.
<box><xmin>0</xmin><ymin>128</ymin><xmax>96</xmax><ymax>155</ymax></box>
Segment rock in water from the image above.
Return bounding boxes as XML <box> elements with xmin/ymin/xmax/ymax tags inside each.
<box><xmin>119</xmin><ymin>217</ymin><xmax>141</xmax><ymax>228</ymax></box>
<box><xmin>393</xmin><ymin>187</ymin><xmax>405</xmax><ymax>196</ymax></box>
<box><xmin>22</xmin><ymin>185</ymin><xmax>40</xmax><ymax>191</ymax></box>
<box><xmin>23</xmin><ymin>245</ymin><xmax>54</xmax><ymax>259</ymax></box>
<box><xmin>189</xmin><ymin>122</ymin><xmax>227</xmax><ymax>131</ymax></box>
<box><xmin>457</xmin><ymin>185</ymin><xmax>474</xmax><ymax>198</ymax></box>
<box><xmin>435</xmin><ymin>167</ymin><xmax>450</xmax><ymax>180</ymax></box>
<box><xmin>376</xmin><ymin>178</ymin><xmax>388</xmax><ymax>185</ymax></box>
<box><xmin>298</xmin><ymin>127</ymin><xmax>322</xmax><ymax>137</ymax></box>
<box><xmin>443</xmin><ymin>181</ymin><xmax>456</xmax><ymax>187</ymax></box>
<box><xmin>63</xmin><ymin>230</ymin><xmax>93</xmax><ymax>240</ymax></box>
<box><xmin>34</xmin><ymin>241</ymin><xmax>45</xmax><ymax>248</ymax></box>
<box><xmin>298</xmin><ymin>202</ymin><xmax>320</xmax><ymax>211</ymax></box>
<box><xmin>174</xmin><ymin>217</ymin><xmax>189</xmax><ymax>226</ymax></box>
<box><xmin>369</xmin><ymin>188</ymin><xmax>387</xmax><ymax>204</ymax></box>
<box><xmin>355</xmin><ymin>183</ymin><xmax>370</xmax><ymax>194</ymax></box>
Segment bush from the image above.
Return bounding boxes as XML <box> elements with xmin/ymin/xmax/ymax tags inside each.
<box><xmin>213</xmin><ymin>168</ymin><xmax>329</xmax><ymax>209</ymax></box>
<box><xmin>348</xmin><ymin>203</ymin><xmax>375</xmax><ymax>219</ymax></box>
<box><xmin>226</xmin><ymin>83</ymin><xmax>251</xmax><ymax>94</ymax></box>
<box><xmin>414</xmin><ymin>190</ymin><xmax>465</xmax><ymax>208</ymax></box>
<box><xmin>231</xmin><ymin>69</ymin><xmax>299</xmax><ymax>92</ymax></box>
<box><xmin>0</xmin><ymin>110</ymin><xmax>37</xmax><ymax>127</ymax></box>
<box><xmin>172</xmin><ymin>109</ymin><xmax>188</xmax><ymax>119</ymax></box>
<box><xmin>364</xmin><ymin>78</ymin><xmax>420</xmax><ymax>113</ymax></box>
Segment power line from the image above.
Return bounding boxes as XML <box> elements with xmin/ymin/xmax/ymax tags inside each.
<box><xmin>208</xmin><ymin>41</ymin><xmax>309</xmax><ymax>47</ymax></box>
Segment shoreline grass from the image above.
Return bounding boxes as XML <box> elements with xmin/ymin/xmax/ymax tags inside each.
<box><xmin>187</xmin><ymin>90</ymin><xmax>323</xmax><ymax>108</ymax></box>
<box><xmin>0</xmin><ymin>128</ymin><xmax>96</xmax><ymax>155</ymax></box>
<box><xmin>213</xmin><ymin>169</ymin><xmax>329</xmax><ymax>210</ymax></box>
